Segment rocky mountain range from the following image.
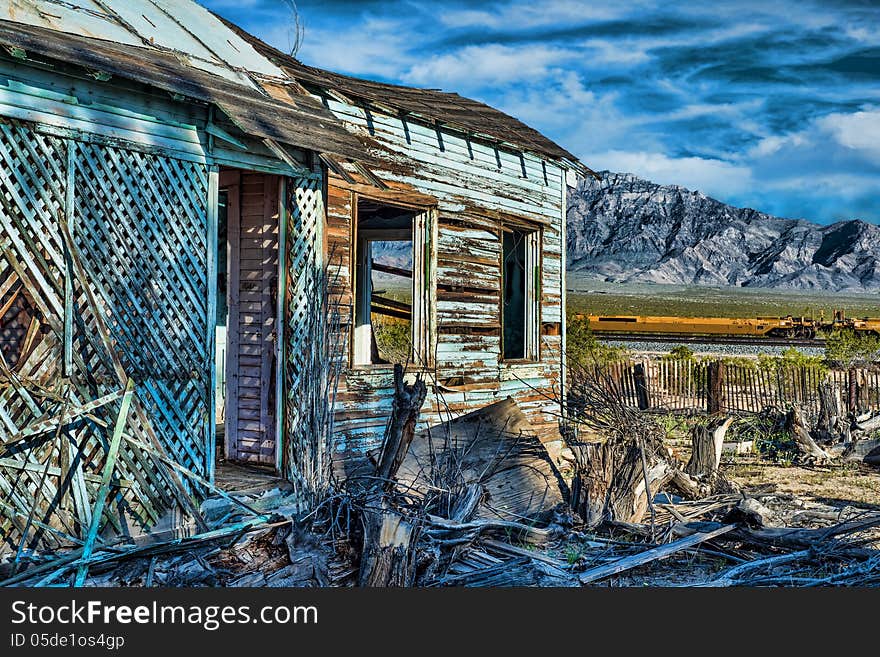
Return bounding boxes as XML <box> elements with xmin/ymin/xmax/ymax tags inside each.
<box><xmin>567</xmin><ymin>172</ymin><xmax>880</xmax><ymax>292</ymax></box>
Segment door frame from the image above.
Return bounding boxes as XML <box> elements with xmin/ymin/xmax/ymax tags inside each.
<box><xmin>220</xmin><ymin>169</ymin><xmax>241</xmax><ymax>464</ymax></box>
<box><xmin>274</xmin><ymin>176</ymin><xmax>288</xmax><ymax>473</ymax></box>
<box><xmin>219</xmin><ymin>169</ymin><xmax>284</xmax><ymax>469</ymax></box>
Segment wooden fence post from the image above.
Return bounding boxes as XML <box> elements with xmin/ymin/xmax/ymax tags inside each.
<box><xmin>847</xmin><ymin>369</ymin><xmax>858</xmax><ymax>415</ymax></box>
<box><xmin>633</xmin><ymin>362</ymin><xmax>650</xmax><ymax>411</ymax></box>
<box><xmin>707</xmin><ymin>360</ymin><xmax>726</xmax><ymax>415</ymax></box>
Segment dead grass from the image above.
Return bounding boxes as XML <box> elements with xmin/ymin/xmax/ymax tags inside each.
<box><xmin>725</xmin><ymin>459</ymin><xmax>880</xmax><ymax>508</ymax></box>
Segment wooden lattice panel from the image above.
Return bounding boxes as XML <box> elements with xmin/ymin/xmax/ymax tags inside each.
<box><xmin>281</xmin><ymin>175</ymin><xmax>334</xmax><ymax>497</ymax></box>
<box><xmin>0</xmin><ymin>118</ymin><xmax>210</xmax><ymax>555</ymax></box>
<box><xmin>71</xmin><ymin>141</ymin><xmax>211</xmax><ymax>480</ymax></box>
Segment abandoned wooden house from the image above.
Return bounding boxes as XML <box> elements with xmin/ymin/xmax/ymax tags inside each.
<box><xmin>0</xmin><ymin>0</ymin><xmax>592</xmax><ymax>553</ymax></box>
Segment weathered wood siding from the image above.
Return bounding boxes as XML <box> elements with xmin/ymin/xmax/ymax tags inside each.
<box><xmin>322</xmin><ymin>98</ymin><xmax>567</xmax><ymax>469</ymax></box>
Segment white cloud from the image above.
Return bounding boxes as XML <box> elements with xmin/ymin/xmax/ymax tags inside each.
<box><xmin>579</xmin><ymin>39</ymin><xmax>652</xmax><ymax>66</ymax></box>
<box><xmin>294</xmin><ymin>18</ymin><xmax>416</xmax><ymax>78</ymax></box>
<box><xmin>493</xmin><ymin>72</ymin><xmax>640</xmax><ymax>153</ymax></box>
<box><xmin>405</xmin><ymin>44</ymin><xmax>575</xmax><ymax>88</ymax></box>
<box><xmin>748</xmin><ymin>133</ymin><xmax>807</xmax><ymax>157</ymax></box>
<box><xmin>817</xmin><ymin>109</ymin><xmax>880</xmax><ymax>162</ymax></box>
<box><xmin>746</xmin><ymin>107</ymin><xmax>880</xmax><ymax>167</ymax></box>
<box><xmin>587</xmin><ymin>150</ymin><xmax>754</xmax><ymax>197</ymax></box>
<box><xmin>438</xmin><ymin>1</ymin><xmax>633</xmax><ymax>30</ymax></box>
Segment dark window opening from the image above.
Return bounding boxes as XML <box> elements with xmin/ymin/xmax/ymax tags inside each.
<box><xmin>502</xmin><ymin>227</ymin><xmax>539</xmax><ymax>361</ymax></box>
<box><xmin>503</xmin><ymin>230</ymin><xmax>526</xmax><ymax>360</ymax></box>
<box><xmin>0</xmin><ymin>283</ymin><xmax>36</xmax><ymax>368</ymax></box>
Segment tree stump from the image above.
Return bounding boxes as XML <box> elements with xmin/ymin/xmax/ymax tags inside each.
<box><xmin>358</xmin><ymin>364</ymin><xmax>427</xmax><ymax>587</ymax></box>
<box><xmin>685</xmin><ymin>417</ymin><xmax>733</xmax><ymax>478</ymax></box>
<box><xmin>358</xmin><ymin>496</ymin><xmax>416</xmax><ymax>587</ymax></box>
<box><xmin>816</xmin><ymin>382</ymin><xmax>846</xmax><ymax>444</ymax></box>
<box><xmin>375</xmin><ymin>364</ymin><xmax>428</xmax><ymax>487</ymax></box>
<box><xmin>786</xmin><ymin>407</ymin><xmax>832</xmax><ymax>463</ymax></box>
<box><xmin>570</xmin><ymin>436</ymin><xmax>673</xmax><ymax>528</ymax></box>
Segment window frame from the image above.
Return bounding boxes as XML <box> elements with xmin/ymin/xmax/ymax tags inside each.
<box><xmin>350</xmin><ymin>193</ymin><xmax>437</xmax><ymax>369</ymax></box>
<box><xmin>500</xmin><ymin>225</ymin><xmax>542</xmax><ymax>363</ymax></box>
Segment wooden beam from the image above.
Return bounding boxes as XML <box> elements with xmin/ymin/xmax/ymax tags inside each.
<box><xmin>62</xmin><ymin>140</ymin><xmax>75</xmax><ymax>377</ymax></box>
<box><xmin>205</xmin><ymin>121</ymin><xmax>247</xmax><ymax>151</ymax></box>
<box><xmin>371</xmin><ymin>261</ymin><xmax>412</xmax><ymax>279</ymax></box>
<box><xmin>2</xmin><ymin>389</ymin><xmax>124</xmax><ymax>448</ymax></box>
<box><xmin>578</xmin><ymin>524</ymin><xmax>736</xmax><ymax>585</ymax></box>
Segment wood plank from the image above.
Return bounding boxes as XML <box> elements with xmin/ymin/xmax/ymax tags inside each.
<box><xmin>578</xmin><ymin>524</ymin><xmax>737</xmax><ymax>585</ymax></box>
<box><xmin>75</xmin><ymin>378</ymin><xmax>136</xmax><ymax>586</ymax></box>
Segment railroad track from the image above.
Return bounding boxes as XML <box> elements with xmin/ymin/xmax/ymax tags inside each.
<box><xmin>595</xmin><ymin>332</ymin><xmax>825</xmax><ymax>347</ymax></box>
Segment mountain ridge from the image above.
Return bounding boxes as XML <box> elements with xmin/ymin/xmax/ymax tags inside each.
<box><xmin>566</xmin><ymin>172</ymin><xmax>880</xmax><ymax>292</ymax></box>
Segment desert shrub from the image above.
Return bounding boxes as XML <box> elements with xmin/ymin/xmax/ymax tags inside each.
<box><xmin>566</xmin><ymin>313</ymin><xmax>629</xmax><ymax>368</ymax></box>
<box><xmin>662</xmin><ymin>345</ymin><xmax>696</xmax><ymax>362</ymax></box>
<box><xmin>824</xmin><ymin>328</ymin><xmax>880</xmax><ymax>367</ymax></box>
<box><xmin>372</xmin><ymin>315</ymin><xmax>411</xmax><ymax>364</ymax></box>
<box><xmin>729</xmin><ymin>413</ymin><xmax>798</xmax><ymax>465</ymax></box>
<box><xmin>757</xmin><ymin>348</ymin><xmax>827</xmax><ymax>374</ymax></box>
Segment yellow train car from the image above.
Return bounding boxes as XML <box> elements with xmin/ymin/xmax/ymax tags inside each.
<box><xmin>580</xmin><ymin>314</ymin><xmax>817</xmax><ymax>338</ymax></box>
<box><xmin>847</xmin><ymin>317</ymin><xmax>880</xmax><ymax>337</ymax></box>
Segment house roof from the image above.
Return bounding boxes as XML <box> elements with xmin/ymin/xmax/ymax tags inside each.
<box><xmin>221</xmin><ymin>17</ymin><xmax>591</xmax><ymax>170</ymax></box>
<box><xmin>2</xmin><ymin>0</ymin><xmax>284</xmax><ymax>87</ymax></box>
<box><xmin>0</xmin><ymin>0</ymin><xmax>590</xmax><ymax>174</ymax></box>
<box><xmin>0</xmin><ymin>16</ymin><xmax>371</xmax><ymax>161</ymax></box>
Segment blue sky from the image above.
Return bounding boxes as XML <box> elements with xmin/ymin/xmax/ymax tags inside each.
<box><xmin>201</xmin><ymin>0</ymin><xmax>880</xmax><ymax>225</ymax></box>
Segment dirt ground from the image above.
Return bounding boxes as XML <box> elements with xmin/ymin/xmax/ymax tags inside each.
<box><xmin>552</xmin><ymin>414</ymin><xmax>880</xmax><ymax>586</ymax></box>
<box><xmin>726</xmin><ymin>459</ymin><xmax>880</xmax><ymax>508</ymax></box>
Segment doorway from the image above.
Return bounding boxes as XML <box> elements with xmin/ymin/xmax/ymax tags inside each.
<box><xmin>217</xmin><ymin>169</ymin><xmax>280</xmax><ymax>466</ymax></box>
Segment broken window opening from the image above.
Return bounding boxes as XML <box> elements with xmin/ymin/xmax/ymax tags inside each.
<box><xmin>354</xmin><ymin>199</ymin><xmax>432</xmax><ymax>367</ymax></box>
<box><xmin>370</xmin><ymin>238</ymin><xmax>412</xmax><ymax>364</ymax></box>
<box><xmin>502</xmin><ymin>227</ymin><xmax>540</xmax><ymax>361</ymax></box>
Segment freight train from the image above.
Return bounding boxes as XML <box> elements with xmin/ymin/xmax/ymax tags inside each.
<box><xmin>576</xmin><ymin>310</ymin><xmax>880</xmax><ymax>339</ymax></box>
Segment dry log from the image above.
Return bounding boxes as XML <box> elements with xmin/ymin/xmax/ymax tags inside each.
<box><xmin>674</xmin><ymin>512</ymin><xmax>880</xmax><ymax>550</ymax></box>
<box><xmin>704</xmin><ymin>549</ymin><xmax>812</xmax><ymax>587</ymax></box>
<box><xmin>843</xmin><ymin>438</ymin><xmax>880</xmax><ymax>463</ymax></box>
<box><xmin>723</xmin><ymin>497</ymin><xmax>777</xmax><ymax>528</ymax></box>
<box><xmin>856</xmin><ymin>413</ymin><xmax>880</xmax><ymax>433</ymax></box>
<box><xmin>669</xmin><ymin>469</ymin><xmax>704</xmax><ymax>499</ymax></box>
<box><xmin>786</xmin><ymin>408</ymin><xmax>832</xmax><ymax>463</ymax></box>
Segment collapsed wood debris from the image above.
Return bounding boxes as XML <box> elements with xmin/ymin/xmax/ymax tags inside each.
<box><xmin>5</xmin><ymin>361</ymin><xmax>878</xmax><ymax>588</ymax></box>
